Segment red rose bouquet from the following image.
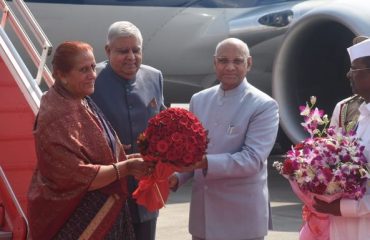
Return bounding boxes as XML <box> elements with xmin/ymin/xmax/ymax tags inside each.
<box><xmin>273</xmin><ymin>96</ymin><xmax>368</xmax><ymax>240</ymax></box>
<box><xmin>132</xmin><ymin>107</ymin><xmax>208</xmax><ymax>211</ymax></box>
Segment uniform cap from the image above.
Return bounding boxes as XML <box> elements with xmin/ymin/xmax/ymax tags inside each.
<box><xmin>347</xmin><ymin>38</ymin><xmax>370</xmax><ymax>62</ymax></box>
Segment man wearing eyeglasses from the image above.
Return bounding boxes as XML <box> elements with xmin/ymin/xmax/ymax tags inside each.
<box><xmin>313</xmin><ymin>37</ymin><xmax>370</xmax><ymax>240</ymax></box>
<box><xmin>329</xmin><ymin>36</ymin><xmax>367</xmax><ymax>131</ymax></box>
<box><xmin>170</xmin><ymin>38</ymin><xmax>279</xmax><ymax>240</ymax></box>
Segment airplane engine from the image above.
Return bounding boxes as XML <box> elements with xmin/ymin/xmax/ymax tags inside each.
<box><xmin>272</xmin><ymin>1</ymin><xmax>370</xmax><ymax>145</ymax></box>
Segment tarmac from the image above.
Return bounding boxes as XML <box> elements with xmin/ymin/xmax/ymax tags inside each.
<box><xmin>156</xmin><ymin>155</ymin><xmax>302</xmax><ymax>240</ymax></box>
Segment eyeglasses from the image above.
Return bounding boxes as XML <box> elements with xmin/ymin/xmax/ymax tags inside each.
<box><xmin>348</xmin><ymin>67</ymin><xmax>370</xmax><ymax>73</ymax></box>
<box><xmin>216</xmin><ymin>57</ymin><xmax>246</xmax><ymax>66</ymax></box>
<box><xmin>113</xmin><ymin>47</ymin><xmax>142</xmax><ymax>55</ymax></box>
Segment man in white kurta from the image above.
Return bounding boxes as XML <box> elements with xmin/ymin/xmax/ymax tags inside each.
<box><xmin>313</xmin><ymin>38</ymin><xmax>370</xmax><ymax>240</ymax></box>
<box><xmin>171</xmin><ymin>38</ymin><xmax>279</xmax><ymax>240</ymax></box>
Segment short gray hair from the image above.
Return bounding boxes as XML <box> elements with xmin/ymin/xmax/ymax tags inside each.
<box><xmin>214</xmin><ymin>38</ymin><xmax>250</xmax><ymax>58</ymax></box>
<box><xmin>107</xmin><ymin>21</ymin><xmax>143</xmax><ymax>46</ymax></box>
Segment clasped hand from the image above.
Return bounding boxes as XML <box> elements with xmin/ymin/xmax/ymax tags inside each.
<box><xmin>125</xmin><ymin>153</ymin><xmax>155</xmax><ymax>179</ymax></box>
<box><xmin>312</xmin><ymin>197</ymin><xmax>342</xmax><ymax>216</ymax></box>
<box><xmin>168</xmin><ymin>155</ymin><xmax>208</xmax><ymax>190</ymax></box>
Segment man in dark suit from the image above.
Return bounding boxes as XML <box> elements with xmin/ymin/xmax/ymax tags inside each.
<box><xmin>91</xmin><ymin>21</ymin><xmax>166</xmax><ymax>240</ymax></box>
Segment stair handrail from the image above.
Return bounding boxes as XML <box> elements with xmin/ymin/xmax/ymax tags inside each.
<box><xmin>0</xmin><ymin>0</ymin><xmax>54</xmax><ymax>87</ymax></box>
<box><xmin>0</xmin><ymin>26</ymin><xmax>43</xmax><ymax>114</ymax></box>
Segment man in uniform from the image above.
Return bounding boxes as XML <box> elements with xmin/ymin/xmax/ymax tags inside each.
<box><xmin>329</xmin><ymin>36</ymin><xmax>367</xmax><ymax>130</ymax></box>
<box><xmin>313</xmin><ymin>36</ymin><xmax>370</xmax><ymax>240</ymax></box>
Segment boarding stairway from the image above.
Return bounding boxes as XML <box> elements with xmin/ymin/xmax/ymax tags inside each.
<box><xmin>0</xmin><ymin>0</ymin><xmax>53</xmax><ymax>239</ymax></box>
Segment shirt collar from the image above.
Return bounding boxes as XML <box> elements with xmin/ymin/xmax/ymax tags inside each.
<box><xmin>359</xmin><ymin>102</ymin><xmax>370</xmax><ymax>117</ymax></box>
<box><xmin>106</xmin><ymin>62</ymin><xmax>137</xmax><ymax>86</ymax></box>
<box><xmin>217</xmin><ymin>78</ymin><xmax>248</xmax><ymax>97</ymax></box>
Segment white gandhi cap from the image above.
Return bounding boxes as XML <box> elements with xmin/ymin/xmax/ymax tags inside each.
<box><xmin>347</xmin><ymin>38</ymin><xmax>370</xmax><ymax>62</ymax></box>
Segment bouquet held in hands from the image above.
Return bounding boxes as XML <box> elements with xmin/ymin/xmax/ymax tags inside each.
<box><xmin>273</xmin><ymin>96</ymin><xmax>369</xmax><ymax>240</ymax></box>
<box><xmin>133</xmin><ymin>107</ymin><xmax>208</xmax><ymax>211</ymax></box>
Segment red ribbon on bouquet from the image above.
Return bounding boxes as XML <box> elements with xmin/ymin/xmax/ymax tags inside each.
<box><xmin>132</xmin><ymin>161</ymin><xmax>176</xmax><ymax>212</ymax></box>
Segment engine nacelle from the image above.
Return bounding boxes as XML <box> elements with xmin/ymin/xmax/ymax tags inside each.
<box><xmin>273</xmin><ymin>0</ymin><xmax>370</xmax><ymax>144</ymax></box>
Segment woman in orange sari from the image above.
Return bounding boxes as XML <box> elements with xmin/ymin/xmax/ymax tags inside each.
<box><xmin>27</xmin><ymin>41</ymin><xmax>153</xmax><ymax>240</ymax></box>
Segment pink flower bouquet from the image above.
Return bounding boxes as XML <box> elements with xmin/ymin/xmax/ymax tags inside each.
<box><xmin>273</xmin><ymin>96</ymin><xmax>368</xmax><ymax>240</ymax></box>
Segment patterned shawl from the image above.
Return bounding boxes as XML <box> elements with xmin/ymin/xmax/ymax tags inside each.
<box><xmin>28</xmin><ymin>84</ymin><xmax>128</xmax><ymax>240</ymax></box>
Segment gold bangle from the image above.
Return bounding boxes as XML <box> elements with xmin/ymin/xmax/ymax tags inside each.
<box><xmin>112</xmin><ymin>163</ymin><xmax>121</xmax><ymax>180</ymax></box>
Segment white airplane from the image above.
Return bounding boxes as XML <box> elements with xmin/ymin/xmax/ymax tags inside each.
<box><xmin>8</xmin><ymin>0</ymin><xmax>370</xmax><ymax>148</ymax></box>
<box><xmin>2</xmin><ymin>1</ymin><xmax>370</xmax><ymax>237</ymax></box>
